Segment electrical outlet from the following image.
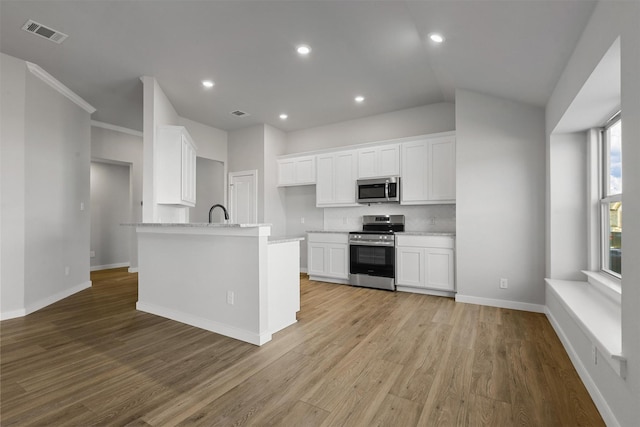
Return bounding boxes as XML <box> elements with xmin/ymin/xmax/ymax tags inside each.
<box><xmin>90</xmin><ymin>250</ymin><xmax>95</xmax><ymax>258</ymax></box>
<box><xmin>300</xmin><ymin>217</ymin><xmax>305</xmax><ymax>224</ymax></box>
<box><xmin>429</xmin><ymin>217</ymin><xmax>436</xmax><ymax>225</ymax></box>
<box><xmin>64</xmin><ymin>266</ymin><xmax>70</xmax><ymax>276</ymax></box>
<box><xmin>80</xmin><ymin>202</ymin><xmax>85</xmax><ymax>211</ymax></box>
<box><xmin>499</xmin><ymin>278</ymin><xmax>508</xmax><ymax>289</ymax></box>
<box><xmin>227</xmin><ymin>291</ymin><xmax>234</xmax><ymax>305</ymax></box>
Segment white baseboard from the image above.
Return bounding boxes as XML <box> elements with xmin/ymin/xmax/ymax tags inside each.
<box><xmin>545</xmin><ymin>307</ymin><xmax>619</xmax><ymax>427</ymax></box>
<box><xmin>397</xmin><ymin>286</ymin><xmax>455</xmax><ymax>298</ymax></box>
<box><xmin>308</xmin><ymin>275</ymin><xmax>350</xmax><ymax>285</ymax></box>
<box><xmin>1</xmin><ymin>308</ymin><xmax>27</xmax><ymax>321</ymax></box>
<box><xmin>136</xmin><ymin>301</ymin><xmax>271</xmax><ymax>346</ymax></box>
<box><xmin>454</xmin><ymin>294</ymin><xmax>545</xmax><ymax>313</ymax></box>
<box><xmin>22</xmin><ymin>281</ymin><xmax>92</xmax><ymax>316</ymax></box>
<box><xmin>128</xmin><ymin>267</ymin><xmax>138</xmax><ymax>273</ymax></box>
<box><xmin>300</xmin><ymin>267</ymin><xmax>308</xmax><ymax>274</ymax></box>
<box><xmin>90</xmin><ymin>262</ymin><xmax>130</xmax><ymax>272</ymax></box>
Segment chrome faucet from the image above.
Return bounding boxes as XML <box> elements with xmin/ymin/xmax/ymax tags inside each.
<box><xmin>209</xmin><ymin>204</ymin><xmax>229</xmax><ymax>223</ymax></box>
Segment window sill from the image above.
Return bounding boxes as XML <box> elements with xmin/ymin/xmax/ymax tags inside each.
<box><xmin>582</xmin><ymin>270</ymin><xmax>621</xmax><ymax>305</ymax></box>
<box><xmin>545</xmin><ymin>278</ymin><xmax>626</xmax><ymax>378</ymax></box>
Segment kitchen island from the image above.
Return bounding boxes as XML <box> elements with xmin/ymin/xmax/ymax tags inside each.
<box><xmin>135</xmin><ymin>223</ymin><xmax>302</xmax><ymax>345</ymax></box>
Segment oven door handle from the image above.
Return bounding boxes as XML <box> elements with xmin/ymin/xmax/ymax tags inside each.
<box><xmin>349</xmin><ymin>241</ymin><xmax>395</xmax><ymax>247</ymax></box>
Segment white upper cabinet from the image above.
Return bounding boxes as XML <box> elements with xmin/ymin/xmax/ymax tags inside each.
<box><xmin>401</xmin><ymin>134</ymin><xmax>455</xmax><ymax>204</ymax></box>
<box><xmin>357</xmin><ymin>144</ymin><xmax>400</xmax><ymax>178</ymax></box>
<box><xmin>277</xmin><ymin>155</ymin><xmax>316</xmax><ymax>186</ymax></box>
<box><xmin>156</xmin><ymin>125</ymin><xmax>197</xmax><ymax>207</ymax></box>
<box><xmin>316</xmin><ymin>150</ymin><xmax>358</xmax><ymax>207</ymax></box>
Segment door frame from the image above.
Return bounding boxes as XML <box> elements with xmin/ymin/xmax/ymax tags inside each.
<box><xmin>228</xmin><ymin>169</ymin><xmax>258</xmax><ymax>224</ymax></box>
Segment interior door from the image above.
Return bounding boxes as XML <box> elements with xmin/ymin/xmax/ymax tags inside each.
<box><xmin>229</xmin><ymin>170</ymin><xmax>257</xmax><ymax>224</ymax></box>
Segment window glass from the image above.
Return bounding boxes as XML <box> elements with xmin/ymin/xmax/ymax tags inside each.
<box><xmin>601</xmin><ymin>116</ymin><xmax>622</xmax><ymax>277</ymax></box>
<box><xmin>607</xmin><ymin>120</ymin><xmax>622</xmax><ymax>195</ymax></box>
<box><xmin>605</xmin><ymin>201</ymin><xmax>622</xmax><ymax>275</ymax></box>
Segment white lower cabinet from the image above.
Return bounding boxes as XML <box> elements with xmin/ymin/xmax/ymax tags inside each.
<box><xmin>307</xmin><ymin>232</ymin><xmax>349</xmax><ymax>284</ymax></box>
<box><xmin>396</xmin><ymin>235</ymin><xmax>455</xmax><ymax>293</ymax></box>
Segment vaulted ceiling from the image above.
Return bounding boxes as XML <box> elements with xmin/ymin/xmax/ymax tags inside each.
<box><xmin>0</xmin><ymin>0</ymin><xmax>596</xmax><ymax>132</ymax></box>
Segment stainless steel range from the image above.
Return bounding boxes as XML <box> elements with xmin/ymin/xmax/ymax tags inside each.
<box><xmin>349</xmin><ymin>215</ymin><xmax>405</xmax><ymax>291</ymax></box>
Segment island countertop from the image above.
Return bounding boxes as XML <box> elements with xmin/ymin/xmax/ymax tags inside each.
<box><xmin>268</xmin><ymin>236</ymin><xmax>305</xmax><ymax>245</ymax></box>
<box><xmin>128</xmin><ymin>222</ymin><xmax>271</xmax><ymax>228</ymax></box>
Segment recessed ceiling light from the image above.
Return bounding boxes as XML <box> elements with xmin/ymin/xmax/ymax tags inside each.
<box><xmin>279</xmin><ymin>113</ymin><xmax>288</xmax><ymax>120</ymax></box>
<box><xmin>429</xmin><ymin>33</ymin><xmax>445</xmax><ymax>43</ymax></box>
<box><xmin>296</xmin><ymin>45</ymin><xmax>311</xmax><ymax>55</ymax></box>
<box><xmin>355</xmin><ymin>95</ymin><xmax>365</xmax><ymax>103</ymax></box>
<box><xmin>202</xmin><ymin>80</ymin><xmax>215</xmax><ymax>88</ymax></box>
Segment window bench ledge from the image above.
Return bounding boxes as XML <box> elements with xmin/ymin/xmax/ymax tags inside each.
<box><xmin>545</xmin><ymin>278</ymin><xmax>626</xmax><ymax>378</ymax></box>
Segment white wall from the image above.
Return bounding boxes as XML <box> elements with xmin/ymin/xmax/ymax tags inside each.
<box><xmin>545</xmin><ymin>2</ymin><xmax>640</xmax><ymax>426</ymax></box>
<box><xmin>90</xmin><ymin>162</ymin><xmax>131</xmax><ymax>270</ymax></box>
<box><xmin>91</xmin><ymin>125</ymin><xmax>143</xmax><ymax>271</ymax></box>
<box><xmin>548</xmin><ymin>132</ymin><xmax>588</xmax><ymax>280</ymax></box>
<box><xmin>179</xmin><ymin>117</ymin><xmax>227</xmax><ymax>163</ymax></box>
<box><xmin>228</xmin><ymin>125</ymin><xmax>266</xmax><ymax>223</ymax></box>
<box><xmin>1</xmin><ymin>53</ymin><xmax>27</xmax><ymax>317</ymax></box>
<box><xmin>286</xmin><ymin>103</ymin><xmax>455</xmax><ymax>154</ymax></box>
<box><xmin>23</xmin><ymin>69</ymin><xmax>92</xmax><ymax>311</ymax></box>
<box><xmin>264</xmin><ymin>125</ymin><xmax>287</xmax><ymax>236</ymax></box>
<box><xmin>1</xmin><ymin>53</ymin><xmax>92</xmax><ymax>319</ymax></box>
<box><xmin>283</xmin><ymin>186</ymin><xmax>324</xmax><ymax>269</ymax></box>
<box><xmin>456</xmin><ymin>89</ymin><xmax>546</xmax><ymax>309</ymax></box>
<box><xmin>190</xmin><ymin>158</ymin><xmax>225</xmax><ymax>223</ymax></box>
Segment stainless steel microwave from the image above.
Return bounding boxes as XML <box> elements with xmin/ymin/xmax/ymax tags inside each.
<box><xmin>356</xmin><ymin>177</ymin><xmax>400</xmax><ymax>203</ymax></box>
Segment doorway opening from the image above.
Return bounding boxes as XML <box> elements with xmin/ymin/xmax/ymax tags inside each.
<box><xmin>90</xmin><ymin>160</ymin><xmax>132</xmax><ymax>271</ymax></box>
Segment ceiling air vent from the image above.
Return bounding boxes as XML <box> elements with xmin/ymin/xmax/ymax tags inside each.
<box><xmin>22</xmin><ymin>20</ymin><xmax>68</xmax><ymax>44</ymax></box>
<box><xmin>230</xmin><ymin>110</ymin><xmax>249</xmax><ymax>117</ymax></box>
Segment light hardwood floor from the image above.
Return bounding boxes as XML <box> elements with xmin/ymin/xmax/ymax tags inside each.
<box><xmin>1</xmin><ymin>268</ymin><xmax>603</xmax><ymax>426</ymax></box>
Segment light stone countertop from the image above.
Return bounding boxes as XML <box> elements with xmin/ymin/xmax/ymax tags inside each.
<box><xmin>306</xmin><ymin>230</ymin><xmax>455</xmax><ymax>236</ymax></box>
<box><xmin>396</xmin><ymin>231</ymin><xmax>456</xmax><ymax>236</ymax></box>
<box><xmin>306</xmin><ymin>230</ymin><xmax>355</xmax><ymax>234</ymax></box>
<box><xmin>268</xmin><ymin>236</ymin><xmax>305</xmax><ymax>245</ymax></box>
<box><xmin>127</xmin><ymin>223</ymin><xmax>271</xmax><ymax>228</ymax></box>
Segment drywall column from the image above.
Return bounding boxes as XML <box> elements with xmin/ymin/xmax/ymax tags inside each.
<box><xmin>544</xmin><ymin>3</ymin><xmax>640</xmax><ymax>426</ymax></box>
<box><xmin>548</xmin><ymin>132</ymin><xmax>588</xmax><ymax>280</ymax></box>
<box><xmin>141</xmin><ymin>76</ymin><xmax>186</xmax><ymax>223</ymax></box>
<box><xmin>455</xmin><ymin>89</ymin><xmax>546</xmax><ymax>310</ymax></box>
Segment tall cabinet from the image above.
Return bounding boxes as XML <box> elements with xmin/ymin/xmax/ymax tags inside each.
<box><xmin>156</xmin><ymin>125</ymin><xmax>197</xmax><ymax>207</ymax></box>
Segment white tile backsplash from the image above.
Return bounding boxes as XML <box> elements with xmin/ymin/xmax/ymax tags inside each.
<box><xmin>323</xmin><ymin>204</ymin><xmax>455</xmax><ymax>232</ymax></box>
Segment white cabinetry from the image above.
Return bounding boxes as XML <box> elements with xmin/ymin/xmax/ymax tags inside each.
<box><xmin>307</xmin><ymin>232</ymin><xmax>350</xmax><ymax>284</ymax></box>
<box><xmin>316</xmin><ymin>150</ymin><xmax>358</xmax><ymax>207</ymax></box>
<box><xmin>156</xmin><ymin>126</ymin><xmax>197</xmax><ymax>207</ymax></box>
<box><xmin>396</xmin><ymin>235</ymin><xmax>455</xmax><ymax>294</ymax></box>
<box><xmin>277</xmin><ymin>155</ymin><xmax>316</xmax><ymax>186</ymax></box>
<box><xmin>357</xmin><ymin>144</ymin><xmax>400</xmax><ymax>178</ymax></box>
<box><xmin>401</xmin><ymin>134</ymin><xmax>455</xmax><ymax>204</ymax></box>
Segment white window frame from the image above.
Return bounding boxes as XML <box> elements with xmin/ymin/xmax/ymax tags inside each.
<box><xmin>599</xmin><ymin>113</ymin><xmax>622</xmax><ymax>279</ymax></box>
